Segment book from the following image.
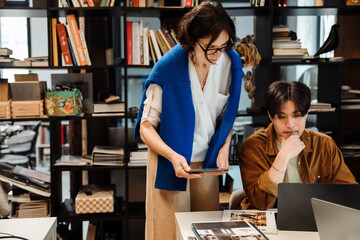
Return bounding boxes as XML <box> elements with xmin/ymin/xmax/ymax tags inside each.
<box><xmin>273</xmin><ymin>48</ymin><xmax>308</xmax><ymax>56</ymax></box>
<box><xmin>79</xmin><ymin>29</ymin><xmax>92</xmax><ymax>65</ymax></box>
<box><xmin>66</xmin><ymin>14</ymin><xmax>88</xmax><ymax>66</ymax></box>
<box><xmin>65</xmin><ymin>23</ymin><xmax>81</xmax><ymax>66</ymax></box>
<box><xmin>132</xmin><ymin>21</ymin><xmax>140</xmax><ymax>65</ymax></box>
<box><xmin>56</xmin><ymin>23</ymin><xmax>73</xmax><ymax>66</ymax></box>
<box><xmin>222</xmin><ymin>209</ymin><xmax>277</xmax><ymax>234</ymax></box>
<box><xmin>309</xmin><ymin>102</ymin><xmax>336</xmax><ymax>112</ymax></box>
<box><xmin>155</xmin><ymin>30</ymin><xmax>169</xmax><ymax>55</ymax></box>
<box><xmin>149</xmin><ymin>29</ymin><xmax>162</xmax><ymax>61</ymax></box>
<box><xmin>51</xmin><ymin>18</ymin><xmax>59</xmax><ymax>67</ymax></box>
<box><xmin>93</xmin><ymin>101</ymin><xmax>125</xmax><ymax>113</ymax></box>
<box><xmin>147</xmin><ymin>28</ymin><xmax>156</xmax><ymax>64</ymax></box>
<box><xmin>86</xmin><ymin>0</ymin><xmax>95</xmax><ymax>6</ymax></box>
<box><xmin>126</xmin><ymin>21</ymin><xmax>133</xmax><ymax>65</ymax></box>
<box><xmin>272</xmin><ymin>40</ymin><xmax>302</xmax><ymax>49</ymax></box>
<box><xmin>12</xmin><ymin>165</ymin><xmax>50</xmax><ymax>183</ymax></box>
<box><xmin>143</xmin><ymin>25</ymin><xmax>150</xmax><ymax>65</ymax></box>
<box><xmin>192</xmin><ymin>220</ymin><xmax>268</xmax><ymax>240</ymax></box>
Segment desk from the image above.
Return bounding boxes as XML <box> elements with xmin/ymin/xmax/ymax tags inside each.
<box><xmin>0</xmin><ymin>217</ymin><xmax>57</xmax><ymax>240</ymax></box>
<box><xmin>175</xmin><ymin>211</ymin><xmax>320</xmax><ymax>240</ymax></box>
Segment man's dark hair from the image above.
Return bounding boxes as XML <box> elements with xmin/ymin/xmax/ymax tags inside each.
<box><xmin>177</xmin><ymin>1</ymin><xmax>237</xmax><ymax>63</ymax></box>
<box><xmin>264</xmin><ymin>81</ymin><xmax>311</xmax><ymax>118</ymax></box>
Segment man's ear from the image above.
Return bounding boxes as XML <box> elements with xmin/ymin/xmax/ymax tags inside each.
<box><xmin>268</xmin><ymin>111</ymin><xmax>273</xmax><ymax>122</ymax></box>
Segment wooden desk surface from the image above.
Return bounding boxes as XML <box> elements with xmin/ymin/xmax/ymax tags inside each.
<box><xmin>175</xmin><ymin>211</ymin><xmax>320</xmax><ymax>240</ymax></box>
<box><xmin>0</xmin><ymin>217</ymin><xmax>57</xmax><ymax>240</ymax></box>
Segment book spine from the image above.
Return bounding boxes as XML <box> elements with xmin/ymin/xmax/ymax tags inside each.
<box><xmin>160</xmin><ymin>28</ymin><xmax>173</xmax><ymax>48</ymax></box>
<box><xmin>143</xmin><ymin>26</ymin><xmax>150</xmax><ymax>66</ymax></box>
<box><xmin>155</xmin><ymin>30</ymin><xmax>169</xmax><ymax>55</ymax></box>
<box><xmin>56</xmin><ymin>23</ymin><xmax>73</xmax><ymax>66</ymax></box>
<box><xmin>132</xmin><ymin>21</ymin><xmax>140</xmax><ymax>65</ymax></box>
<box><xmin>66</xmin><ymin>24</ymin><xmax>80</xmax><ymax>66</ymax></box>
<box><xmin>126</xmin><ymin>21</ymin><xmax>133</xmax><ymax>65</ymax></box>
<box><xmin>147</xmin><ymin>28</ymin><xmax>156</xmax><ymax>64</ymax></box>
<box><xmin>170</xmin><ymin>28</ymin><xmax>179</xmax><ymax>44</ymax></box>
<box><xmin>139</xmin><ymin>20</ymin><xmax>144</xmax><ymax>65</ymax></box>
<box><xmin>163</xmin><ymin>26</ymin><xmax>176</xmax><ymax>47</ymax></box>
<box><xmin>71</xmin><ymin>0</ymin><xmax>81</xmax><ymax>7</ymax></box>
<box><xmin>149</xmin><ymin>29</ymin><xmax>162</xmax><ymax>60</ymax></box>
<box><xmin>79</xmin><ymin>29</ymin><xmax>92</xmax><ymax>65</ymax></box>
<box><xmin>86</xmin><ymin>0</ymin><xmax>95</xmax><ymax>6</ymax></box>
<box><xmin>51</xmin><ymin>18</ymin><xmax>59</xmax><ymax>67</ymax></box>
<box><xmin>66</xmin><ymin>14</ymin><xmax>88</xmax><ymax>66</ymax></box>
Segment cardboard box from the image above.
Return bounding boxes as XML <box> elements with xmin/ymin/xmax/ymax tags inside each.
<box><xmin>10</xmin><ymin>81</ymin><xmax>47</xmax><ymax>101</ymax></box>
<box><xmin>0</xmin><ymin>100</ymin><xmax>11</xmax><ymax>119</ymax></box>
<box><xmin>11</xmin><ymin>100</ymin><xmax>44</xmax><ymax>118</ymax></box>
<box><xmin>45</xmin><ymin>90</ymin><xmax>83</xmax><ymax>116</ymax></box>
<box><xmin>75</xmin><ymin>185</ymin><xmax>114</xmax><ymax>214</ymax></box>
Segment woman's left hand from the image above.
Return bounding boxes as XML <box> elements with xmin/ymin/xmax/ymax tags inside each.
<box><xmin>208</xmin><ymin>145</ymin><xmax>229</xmax><ymax>176</ymax></box>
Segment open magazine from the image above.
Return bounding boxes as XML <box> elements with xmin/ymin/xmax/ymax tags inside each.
<box><xmin>192</xmin><ymin>220</ymin><xmax>268</xmax><ymax>240</ymax></box>
<box><xmin>222</xmin><ymin>209</ymin><xmax>277</xmax><ymax>234</ymax></box>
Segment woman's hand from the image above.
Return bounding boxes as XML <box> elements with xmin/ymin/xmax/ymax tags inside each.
<box><xmin>208</xmin><ymin>145</ymin><xmax>229</xmax><ymax>176</ymax></box>
<box><xmin>170</xmin><ymin>153</ymin><xmax>202</xmax><ymax>179</ymax></box>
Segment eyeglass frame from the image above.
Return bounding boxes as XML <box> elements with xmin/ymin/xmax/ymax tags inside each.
<box><xmin>196</xmin><ymin>40</ymin><xmax>234</xmax><ymax>55</ymax></box>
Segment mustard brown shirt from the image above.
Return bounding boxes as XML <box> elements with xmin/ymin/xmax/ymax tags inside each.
<box><xmin>238</xmin><ymin>123</ymin><xmax>357</xmax><ymax>210</ymax></box>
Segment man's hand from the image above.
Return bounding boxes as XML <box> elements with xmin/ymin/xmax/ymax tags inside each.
<box><xmin>280</xmin><ymin>135</ymin><xmax>305</xmax><ymax>160</ymax></box>
<box><xmin>170</xmin><ymin>153</ymin><xmax>202</xmax><ymax>179</ymax></box>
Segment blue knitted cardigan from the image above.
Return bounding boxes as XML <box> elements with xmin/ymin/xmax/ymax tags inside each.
<box><xmin>134</xmin><ymin>43</ymin><xmax>244</xmax><ymax>191</ymax></box>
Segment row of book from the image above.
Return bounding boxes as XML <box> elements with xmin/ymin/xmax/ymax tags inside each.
<box><xmin>0</xmin><ymin>48</ymin><xmax>48</xmax><ymax>67</ymax></box>
<box><xmin>60</xmin><ymin>0</ymin><xmax>95</xmax><ymax>7</ymax></box>
<box><xmin>52</xmin><ymin>14</ymin><xmax>92</xmax><ymax>67</ymax></box>
<box><xmin>127</xmin><ymin>20</ymin><xmax>178</xmax><ymax>66</ymax></box>
<box><xmin>250</xmin><ymin>0</ymin><xmax>266</xmax><ymax>7</ymax></box>
<box><xmin>272</xmin><ymin>25</ymin><xmax>312</xmax><ymax>62</ymax></box>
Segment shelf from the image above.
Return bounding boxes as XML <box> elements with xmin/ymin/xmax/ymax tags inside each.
<box><xmin>52</xmin><ymin>164</ymin><xmax>126</xmax><ymax>171</ymax></box>
<box><xmin>48</xmin><ymin>7</ymin><xmax>125</xmax><ymax>17</ymax></box>
<box><xmin>0</xmin><ymin>64</ymin><xmax>125</xmax><ymax>69</ymax></box>
<box><xmin>0</xmin><ymin>7</ymin><xmax>47</xmax><ymax>17</ymax></box>
<box><xmin>272</xmin><ymin>58</ymin><xmax>360</xmax><ymax>66</ymax></box>
<box><xmin>274</xmin><ymin>6</ymin><xmax>360</xmax><ymax>16</ymax></box>
<box><xmin>56</xmin><ymin>199</ymin><xmax>126</xmax><ymax>222</ymax></box>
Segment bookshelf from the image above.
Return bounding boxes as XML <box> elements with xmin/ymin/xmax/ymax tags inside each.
<box><xmin>1</xmin><ymin>0</ymin><xmax>360</xmax><ymax>239</ymax></box>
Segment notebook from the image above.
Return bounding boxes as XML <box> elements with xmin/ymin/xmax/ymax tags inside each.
<box><xmin>311</xmin><ymin>198</ymin><xmax>360</xmax><ymax>240</ymax></box>
<box><xmin>277</xmin><ymin>183</ymin><xmax>360</xmax><ymax>231</ymax></box>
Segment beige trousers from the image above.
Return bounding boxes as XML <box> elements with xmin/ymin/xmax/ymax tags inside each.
<box><xmin>145</xmin><ymin>148</ymin><xmax>219</xmax><ymax>240</ymax></box>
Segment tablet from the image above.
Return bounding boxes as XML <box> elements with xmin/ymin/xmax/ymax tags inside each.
<box><xmin>188</xmin><ymin>168</ymin><xmax>228</xmax><ymax>174</ymax></box>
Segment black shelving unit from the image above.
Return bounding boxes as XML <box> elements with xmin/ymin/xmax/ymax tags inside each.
<box><xmin>1</xmin><ymin>1</ymin><xmax>360</xmax><ymax>239</ymax></box>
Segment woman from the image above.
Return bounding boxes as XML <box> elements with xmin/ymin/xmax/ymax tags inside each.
<box><xmin>134</xmin><ymin>1</ymin><xmax>244</xmax><ymax>239</ymax></box>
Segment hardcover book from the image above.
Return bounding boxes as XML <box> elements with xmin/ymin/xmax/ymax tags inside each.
<box><xmin>56</xmin><ymin>23</ymin><xmax>73</xmax><ymax>65</ymax></box>
<box><xmin>192</xmin><ymin>220</ymin><xmax>268</xmax><ymax>240</ymax></box>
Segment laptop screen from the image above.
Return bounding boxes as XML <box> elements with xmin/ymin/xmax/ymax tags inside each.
<box><xmin>312</xmin><ymin>198</ymin><xmax>360</xmax><ymax>240</ymax></box>
<box><xmin>277</xmin><ymin>183</ymin><xmax>360</xmax><ymax>231</ymax></box>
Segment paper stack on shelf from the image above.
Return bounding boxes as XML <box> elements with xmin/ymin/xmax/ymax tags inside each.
<box><xmin>272</xmin><ymin>25</ymin><xmax>313</xmax><ymax>62</ymax></box>
<box><xmin>92</xmin><ymin>146</ymin><xmax>124</xmax><ymax>166</ymax></box>
<box><xmin>309</xmin><ymin>102</ymin><xmax>336</xmax><ymax>112</ymax></box>
<box><xmin>9</xmin><ymin>194</ymin><xmax>49</xmax><ymax>218</ymax></box>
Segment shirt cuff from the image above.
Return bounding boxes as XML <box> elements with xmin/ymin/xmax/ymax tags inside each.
<box><xmin>258</xmin><ymin>170</ymin><xmax>279</xmax><ymax>197</ymax></box>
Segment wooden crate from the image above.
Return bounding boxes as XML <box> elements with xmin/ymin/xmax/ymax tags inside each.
<box><xmin>0</xmin><ymin>100</ymin><xmax>11</xmax><ymax>119</ymax></box>
<box><xmin>11</xmin><ymin>100</ymin><xmax>44</xmax><ymax>118</ymax></box>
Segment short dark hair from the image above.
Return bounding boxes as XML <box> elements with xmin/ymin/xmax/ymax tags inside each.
<box><xmin>177</xmin><ymin>1</ymin><xmax>237</xmax><ymax>62</ymax></box>
<box><xmin>264</xmin><ymin>81</ymin><xmax>311</xmax><ymax>118</ymax></box>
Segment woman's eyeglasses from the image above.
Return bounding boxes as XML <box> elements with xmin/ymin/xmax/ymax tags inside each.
<box><xmin>196</xmin><ymin>41</ymin><xmax>233</xmax><ymax>55</ymax></box>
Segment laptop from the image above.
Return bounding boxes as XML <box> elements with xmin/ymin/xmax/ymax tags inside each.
<box><xmin>277</xmin><ymin>183</ymin><xmax>360</xmax><ymax>231</ymax></box>
<box><xmin>311</xmin><ymin>198</ymin><xmax>360</xmax><ymax>240</ymax></box>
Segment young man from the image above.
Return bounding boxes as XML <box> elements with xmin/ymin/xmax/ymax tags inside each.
<box><xmin>238</xmin><ymin>81</ymin><xmax>357</xmax><ymax>210</ymax></box>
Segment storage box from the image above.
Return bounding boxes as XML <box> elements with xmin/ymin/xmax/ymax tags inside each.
<box><xmin>45</xmin><ymin>90</ymin><xmax>83</xmax><ymax>116</ymax></box>
<box><xmin>10</xmin><ymin>81</ymin><xmax>47</xmax><ymax>101</ymax></box>
<box><xmin>11</xmin><ymin>100</ymin><xmax>44</xmax><ymax>118</ymax></box>
<box><xmin>75</xmin><ymin>185</ymin><xmax>114</xmax><ymax>214</ymax></box>
<box><xmin>0</xmin><ymin>100</ymin><xmax>11</xmax><ymax>119</ymax></box>
<box><xmin>0</xmin><ymin>78</ymin><xmax>11</xmax><ymax>101</ymax></box>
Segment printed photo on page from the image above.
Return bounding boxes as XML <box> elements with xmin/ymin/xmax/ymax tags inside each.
<box><xmin>222</xmin><ymin>209</ymin><xmax>277</xmax><ymax>234</ymax></box>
